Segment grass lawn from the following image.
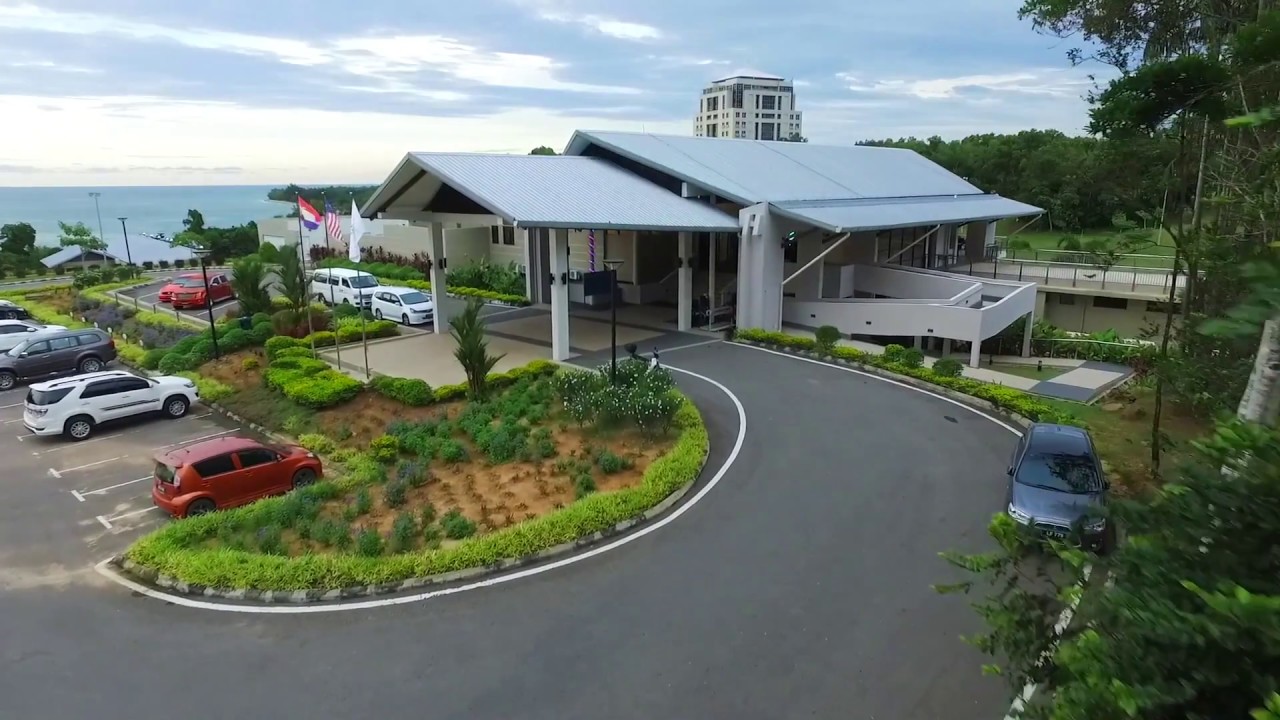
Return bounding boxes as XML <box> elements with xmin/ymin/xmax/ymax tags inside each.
<box><xmin>199</xmin><ymin>350</ymin><xmax>677</xmax><ymax>552</ymax></box>
<box><xmin>986</xmin><ymin>362</ymin><xmax>1070</xmax><ymax>382</ymax></box>
<box><xmin>995</xmin><ymin>221</ymin><xmax>1179</xmax><ymax>269</ymax></box>
<box><xmin>1042</xmin><ymin>386</ymin><xmax>1210</xmax><ymax>498</ymax></box>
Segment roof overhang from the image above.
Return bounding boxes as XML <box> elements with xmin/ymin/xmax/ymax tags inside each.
<box><xmin>770</xmin><ymin>195</ymin><xmax>1044</xmax><ymax>233</ymax></box>
<box><xmin>361</xmin><ymin>152</ymin><xmax>740</xmax><ymax>233</ymax></box>
<box><xmin>564</xmin><ymin>131</ymin><xmax>755</xmax><ymax>206</ymax></box>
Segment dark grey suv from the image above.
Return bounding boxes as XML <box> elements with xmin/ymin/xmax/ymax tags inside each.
<box><xmin>0</xmin><ymin>328</ymin><xmax>118</xmax><ymax>391</ymax></box>
<box><xmin>1005</xmin><ymin>423</ymin><xmax>1112</xmax><ymax>552</ymax></box>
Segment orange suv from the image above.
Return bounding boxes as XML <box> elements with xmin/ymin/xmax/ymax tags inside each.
<box><xmin>152</xmin><ymin>436</ymin><xmax>323</xmax><ymax>517</ymax></box>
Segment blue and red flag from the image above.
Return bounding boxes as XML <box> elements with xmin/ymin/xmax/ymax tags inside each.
<box><xmin>297</xmin><ymin>197</ymin><xmax>322</xmax><ymax>230</ymax></box>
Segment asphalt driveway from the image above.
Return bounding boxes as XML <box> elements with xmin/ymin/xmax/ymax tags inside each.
<box><xmin>0</xmin><ymin>342</ymin><xmax>1017</xmax><ymax>720</ymax></box>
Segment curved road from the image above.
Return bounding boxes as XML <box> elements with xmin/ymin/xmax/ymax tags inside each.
<box><xmin>0</xmin><ymin>342</ymin><xmax>1015</xmax><ymax>719</ymax></box>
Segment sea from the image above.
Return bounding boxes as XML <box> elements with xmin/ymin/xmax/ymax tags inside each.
<box><xmin>0</xmin><ymin>185</ymin><xmax>294</xmax><ymax>246</ymax></box>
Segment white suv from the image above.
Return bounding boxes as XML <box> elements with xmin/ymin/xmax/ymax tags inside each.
<box><xmin>23</xmin><ymin>370</ymin><xmax>199</xmax><ymax>441</ymax></box>
<box><xmin>309</xmin><ymin>267</ymin><xmax>380</xmax><ymax>308</ymax></box>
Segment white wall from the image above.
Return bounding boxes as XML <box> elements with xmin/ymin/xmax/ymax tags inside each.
<box><xmin>783</xmin><ymin>298</ymin><xmax>983</xmax><ymax>339</ymax></box>
<box><xmin>1041</xmin><ymin>291</ymin><xmax>1170</xmax><ymax>338</ymax></box>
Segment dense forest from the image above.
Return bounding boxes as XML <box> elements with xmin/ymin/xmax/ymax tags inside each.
<box><xmin>860</xmin><ymin>131</ymin><xmax>1182</xmax><ymax>231</ymax></box>
<box><xmin>266</xmin><ymin>184</ymin><xmax>377</xmax><ymax>213</ymax></box>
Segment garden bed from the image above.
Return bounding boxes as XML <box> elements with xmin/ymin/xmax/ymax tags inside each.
<box><xmin>122</xmin><ymin>357</ymin><xmax>707</xmax><ymax>593</ymax></box>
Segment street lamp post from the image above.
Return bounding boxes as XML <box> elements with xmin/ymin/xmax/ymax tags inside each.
<box><xmin>88</xmin><ymin>192</ymin><xmax>106</xmax><ymax>248</ymax></box>
<box><xmin>117</xmin><ymin>217</ymin><xmax>133</xmax><ymax>267</ymax></box>
<box><xmin>602</xmin><ymin>258</ymin><xmax>624</xmax><ymax>385</ymax></box>
<box><xmin>191</xmin><ymin>247</ymin><xmax>220</xmax><ymax>359</ymax></box>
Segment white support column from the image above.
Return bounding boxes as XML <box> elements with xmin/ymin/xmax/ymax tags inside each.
<box><xmin>969</xmin><ymin>336</ymin><xmax>983</xmax><ymax>368</ymax></box>
<box><xmin>942</xmin><ymin>338</ymin><xmax>952</xmax><ymax>358</ymax></box>
<box><xmin>707</xmin><ymin>233</ymin><xmax>716</xmax><ymax>328</ymax></box>
<box><xmin>521</xmin><ymin>227</ymin><xmax>533</xmax><ymax>301</ymax></box>
<box><xmin>677</xmin><ymin>231</ymin><xmax>693</xmax><ymax>332</ymax></box>
<box><xmin>1022</xmin><ymin>312</ymin><xmax>1034</xmax><ymax>357</ymax></box>
<box><xmin>549</xmin><ymin>229</ymin><xmax>571</xmax><ymax>361</ymax></box>
<box><xmin>429</xmin><ymin>221</ymin><xmax>449</xmax><ymax>335</ymax></box>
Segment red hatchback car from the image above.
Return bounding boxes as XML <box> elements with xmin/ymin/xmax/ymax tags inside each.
<box><xmin>152</xmin><ymin>436</ymin><xmax>323</xmax><ymax>517</ymax></box>
<box><xmin>158</xmin><ymin>272</ymin><xmax>234</xmax><ymax>309</ymax></box>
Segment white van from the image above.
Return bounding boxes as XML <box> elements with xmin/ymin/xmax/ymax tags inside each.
<box><xmin>309</xmin><ymin>267</ymin><xmax>380</xmax><ymax>308</ymax></box>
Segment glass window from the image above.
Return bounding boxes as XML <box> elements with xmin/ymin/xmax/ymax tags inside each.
<box><xmin>76</xmin><ymin>333</ymin><xmax>103</xmax><ymax>346</ymax></box>
<box><xmin>399</xmin><ymin>291</ymin><xmax>429</xmax><ymax>305</ymax></box>
<box><xmin>81</xmin><ymin>379</ymin><xmax>124</xmax><ymax>399</ymax></box>
<box><xmin>1017</xmin><ymin>452</ymin><xmax>1102</xmax><ymax>493</ymax></box>
<box><xmin>1092</xmin><ymin>296</ymin><xmax>1128</xmax><ymax>310</ymax></box>
<box><xmin>192</xmin><ymin>454</ymin><xmax>236</xmax><ymax>478</ymax></box>
<box><xmin>116</xmin><ymin>377</ymin><xmax>151</xmax><ymax>393</ymax></box>
<box><xmin>19</xmin><ymin>340</ymin><xmax>50</xmax><ymax>355</ymax></box>
<box><xmin>347</xmin><ymin>275</ymin><xmax>379</xmax><ymax>288</ymax></box>
<box><xmin>0</xmin><ymin>325</ymin><xmax>21</xmax><ymax>335</ymax></box>
<box><xmin>503</xmin><ymin>227</ymin><xmax>515</xmax><ymax>245</ymax></box>
<box><xmin>175</xmin><ymin>277</ymin><xmax>205</xmax><ymax>288</ymax></box>
<box><xmin>27</xmin><ymin>386</ymin><xmax>73</xmax><ymax>406</ymax></box>
<box><xmin>236</xmin><ymin>448</ymin><xmax>278</xmax><ymax>468</ymax></box>
<box><xmin>48</xmin><ymin>336</ymin><xmax>78</xmax><ymax>351</ymax></box>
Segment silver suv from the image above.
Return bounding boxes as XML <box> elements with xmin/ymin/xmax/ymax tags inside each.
<box><xmin>0</xmin><ymin>328</ymin><xmax>118</xmax><ymax>391</ymax></box>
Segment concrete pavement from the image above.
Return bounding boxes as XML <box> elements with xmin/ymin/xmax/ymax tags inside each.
<box><xmin>0</xmin><ymin>342</ymin><xmax>1016</xmax><ymax>720</ymax></box>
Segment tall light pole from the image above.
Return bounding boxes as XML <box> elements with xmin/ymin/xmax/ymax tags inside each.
<box><xmin>603</xmin><ymin>258</ymin><xmax>624</xmax><ymax>385</ymax></box>
<box><xmin>191</xmin><ymin>246</ymin><xmax>220</xmax><ymax>359</ymax></box>
<box><xmin>117</xmin><ymin>217</ymin><xmax>133</xmax><ymax>267</ymax></box>
<box><xmin>88</xmin><ymin>192</ymin><xmax>106</xmax><ymax>247</ymax></box>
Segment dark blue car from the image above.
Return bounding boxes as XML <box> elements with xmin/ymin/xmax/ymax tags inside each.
<box><xmin>1005</xmin><ymin>423</ymin><xmax>1112</xmax><ymax>552</ymax></box>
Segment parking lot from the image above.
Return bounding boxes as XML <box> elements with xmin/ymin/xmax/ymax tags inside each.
<box><xmin>0</xmin><ymin>381</ymin><xmax>261</xmax><ymax>578</ymax></box>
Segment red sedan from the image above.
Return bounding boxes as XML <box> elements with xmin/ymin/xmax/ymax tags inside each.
<box><xmin>159</xmin><ymin>272</ymin><xmax>234</xmax><ymax>308</ymax></box>
<box><xmin>152</xmin><ymin>436</ymin><xmax>323</xmax><ymax>517</ymax></box>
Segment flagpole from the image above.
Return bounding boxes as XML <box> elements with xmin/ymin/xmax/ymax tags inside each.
<box><xmin>320</xmin><ymin>193</ymin><xmax>342</xmax><ymax>369</ymax></box>
<box><xmin>295</xmin><ymin>195</ymin><xmax>317</xmax><ymax>356</ymax></box>
<box><xmin>353</xmin><ymin>192</ymin><xmax>371</xmax><ymax>380</ymax></box>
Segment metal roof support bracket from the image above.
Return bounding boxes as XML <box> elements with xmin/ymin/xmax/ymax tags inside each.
<box><xmin>783</xmin><ymin>231</ymin><xmax>852</xmax><ymax>287</ymax></box>
<box><xmin>883</xmin><ymin>224</ymin><xmax>941</xmax><ymax>264</ymax></box>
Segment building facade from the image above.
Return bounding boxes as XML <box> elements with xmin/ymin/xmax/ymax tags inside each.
<box><xmin>694</xmin><ymin>73</ymin><xmax>802</xmax><ymax>141</ymax></box>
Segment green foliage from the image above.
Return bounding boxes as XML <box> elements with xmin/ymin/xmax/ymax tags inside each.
<box><xmin>297</xmin><ymin>433</ymin><xmax>335</xmax><ymax>454</ymax></box>
<box><xmin>552</xmin><ymin>360</ymin><xmax>681</xmax><ymax>434</ymax></box>
<box><xmin>58</xmin><ymin>221</ymin><xmax>106</xmax><ymax>252</ymax></box>
<box><xmin>389</xmin><ymin>512</ymin><xmax>418</xmax><ymax>553</ymax></box>
<box><xmin>475</xmin><ymin>420</ymin><xmax>529</xmax><ymax>464</ymax></box>
<box><xmin>392</xmin><ymin>276</ymin><xmax>530</xmax><ymax>306</ymax></box>
<box><xmin>440</xmin><ymin>508</ymin><xmax>477</xmax><ymax>539</ymax></box>
<box><xmin>230</xmin><ymin>255</ymin><xmax>272</xmax><ymax>316</ymax></box>
<box><xmin>263</xmin><ymin>348</ymin><xmax>362</xmax><ymax>408</ymax></box>
<box><xmin>175</xmin><ymin>372</ymin><xmax>232</xmax><ymax>402</ymax></box>
<box><xmin>369</xmin><ymin>434</ymin><xmax>401</xmax><ymax>463</ymax></box>
<box><xmin>273</xmin><ymin>244</ymin><xmax>310</xmax><ymax>313</ymax></box>
<box><xmin>241</xmin><ymin>356</ymin><xmax>259</xmax><ymax>371</ymax></box>
<box><xmin>574</xmin><ymin>472</ymin><xmax>597</xmax><ymax>499</ymax></box>
<box><xmin>450</xmin><ymin>297</ymin><xmax>504</xmax><ymax>400</ymax></box>
<box><xmin>814</xmin><ymin>325</ymin><xmax>842</xmax><ymax>353</ymax></box>
<box><xmin>529</xmin><ymin>426</ymin><xmax>556</xmax><ymax>459</ymax></box>
<box><xmin>595</xmin><ymin>449</ymin><xmax>633</xmax><ymax>474</ymax></box>
<box><xmin>265</xmin><ymin>335</ymin><xmax>306</xmax><ymax>359</ymax></box>
<box><xmin>353</xmin><ymin>487</ymin><xmax>373</xmax><ymax>516</ymax></box>
<box><xmin>368</xmin><ymin>375</ymin><xmax>433</xmax><ymax>406</ymax></box>
<box><xmin>354</xmin><ymin>527</ymin><xmax>384</xmax><ymax>557</ymax></box>
<box><xmin>395</xmin><ymin>459</ymin><xmax>428</xmax><ymax>488</ymax></box>
<box><xmin>383</xmin><ymin>479</ymin><xmax>407</xmax><ymax>508</ymax></box>
<box><xmin>257</xmin><ymin>241</ymin><xmax>279</xmax><ymax>263</ymax></box>
<box><xmin>883</xmin><ymin>344</ymin><xmax>924</xmax><ymax>368</ymax></box>
<box><xmin>444</xmin><ymin>259</ymin><xmax>527</xmax><ymax>297</ymax></box>
<box><xmin>0</xmin><ymin>221</ymin><xmax>37</xmax><ymax>257</ymax></box>
<box><xmin>438</xmin><ymin>439</ymin><xmax>467</xmax><ymax>464</ymax></box>
<box><xmin>933</xmin><ymin>358</ymin><xmax>964</xmax><ymax>378</ymax></box>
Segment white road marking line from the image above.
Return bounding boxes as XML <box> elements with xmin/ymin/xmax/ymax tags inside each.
<box><xmin>1004</xmin><ymin>565</ymin><xmax>1093</xmax><ymax>720</ymax></box>
<box><xmin>95</xmin><ymin>515</ymin><xmax>113</xmax><ymax>529</ymax></box>
<box><xmin>82</xmin><ymin>475</ymin><xmax>151</xmax><ymax>496</ymax></box>
<box><xmin>35</xmin><ymin>433</ymin><xmax>124</xmax><ymax>454</ymax></box>
<box><xmin>71</xmin><ymin>490</ymin><xmax>85</xmax><ymax>502</ymax></box>
<box><xmin>0</xmin><ymin>401</ymin><xmax>24</xmax><ymax>409</ymax></box>
<box><xmin>55</xmin><ymin>456</ymin><xmax>123</xmax><ymax>475</ymax></box>
<box><xmin>3</xmin><ymin>417</ymin><xmax>25</xmax><ymax>424</ymax></box>
<box><xmin>153</xmin><ymin>428</ymin><xmax>238</xmax><ymax>450</ymax></box>
<box><xmin>93</xmin><ymin>363</ymin><xmax>749</xmax><ymax>614</ymax></box>
<box><xmin>47</xmin><ymin>468</ymin><xmax>60</xmax><ymax>478</ymax></box>
<box><xmin>653</xmin><ymin>338</ymin><xmax>723</xmax><ymax>355</ymax></box>
<box><xmin>191</xmin><ymin>412</ymin><xmax>212</xmax><ymax>420</ymax></box>
<box><xmin>97</xmin><ymin>505</ymin><xmax>160</xmax><ymax>529</ymax></box>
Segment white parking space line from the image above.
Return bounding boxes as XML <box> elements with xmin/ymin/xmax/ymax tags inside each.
<box><xmin>3</xmin><ymin>417</ymin><xmax>25</xmax><ymax>424</ymax></box>
<box><xmin>32</xmin><ymin>433</ymin><xmax>124</xmax><ymax>454</ymax></box>
<box><xmin>80</xmin><ymin>475</ymin><xmax>152</xmax><ymax>498</ymax></box>
<box><xmin>0</xmin><ymin>401</ymin><xmax>24</xmax><ymax>409</ymax></box>
<box><xmin>49</xmin><ymin>456</ymin><xmax>125</xmax><ymax>478</ymax></box>
<box><xmin>96</xmin><ymin>506</ymin><xmax>159</xmax><ymax>530</ymax></box>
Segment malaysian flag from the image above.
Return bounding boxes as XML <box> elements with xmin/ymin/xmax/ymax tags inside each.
<box><xmin>323</xmin><ymin>200</ymin><xmax>343</xmax><ymax>244</ymax></box>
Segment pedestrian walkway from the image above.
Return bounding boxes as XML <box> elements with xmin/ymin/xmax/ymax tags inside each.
<box><xmin>781</xmin><ymin>328</ymin><xmax>1132</xmax><ymax>403</ymax></box>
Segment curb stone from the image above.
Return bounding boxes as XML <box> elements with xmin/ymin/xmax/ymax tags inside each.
<box><xmin>110</xmin><ymin>419</ymin><xmax>712</xmax><ymax>604</ymax></box>
<box><xmin>735</xmin><ymin>339</ymin><xmax>1035</xmax><ymax>432</ymax></box>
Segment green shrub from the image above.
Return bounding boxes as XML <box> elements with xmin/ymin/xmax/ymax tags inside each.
<box><xmin>476</xmin><ymin>421</ymin><xmax>528</xmax><ymax>464</ymax></box>
<box><xmin>255</xmin><ymin>525</ymin><xmax>285</xmax><ymax>555</ymax></box>
<box><xmin>814</xmin><ymin>325</ymin><xmax>842</xmax><ymax>352</ymax></box>
<box><xmin>355</xmin><ymin>528</ymin><xmax>383</xmax><ymax>557</ymax></box>
<box><xmin>219</xmin><ymin>327</ymin><xmax>251</xmax><ymax>352</ymax></box>
<box><xmin>396</xmin><ymin>460</ymin><xmax>428</xmax><ymax>488</ymax></box>
<box><xmin>529</xmin><ymin>427</ymin><xmax>556</xmax><ymax>459</ymax></box>
<box><xmin>116</xmin><ymin>342</ymin><xmax>147</xmax><ymax>366</ymax></box>
<box><xmin>354</xmin><ymin>487</ymin><xmax>372</xmax><ymax>515</ymax></box>
<box><xmin>899</xmin><ymin>347</ymin><xmax>925</xmax><ymax>368</ymax></box>
<box><xmin>369</xmin><ymin>375</ymin><xmax>433</xmax><ymax>406</ymax></box>
<box><xmin>369</xmin><ymin>434</ymin><xmax>400</xmax><ymax>463</ymax></box>
<box><xmin>383</xmin><ymin>480</ymin><xmax>407</xmax><ymax>508</ymax></box>
<box><xmin>297</xmin><ymin>433</ymin><xmax>335</xmax><ymax>454</ymax></box>
<box><xmin>157</xmin><ymin>352</ymin><xmax>198</xmax><ymax>375</ymax></box>
<box><xmin>574</xmin><ymin>471</ymin><xmax>597</xmax><ymax>499</ymax></box>
<box><xmin>441</xmin><ymin>509</ymin><xmax>477</xmax><ymax>540</ymax></box>
<box><xmin>933</xmin><ymin>358</ymin><xmax>964</xmax><ymax>378</ymax></box>
<box><xmin>595</xmin><ymin>449</ymin><xmax>633</xmax><ymax>474</ymax></box>
<box><xmin>389</xmin><ymin>512</ymin><xmax>418</xmax><ymax>553</ymax></box>
<box><xmin>265</xmin><ymin>335</ymin><xmax>306</xmax><ymax>360</ymax></box>
<box><xmin>439</xmin><ymin>439</ymin><xmax>467</xmax><ymax>464</ymax></box>
<box><xmin>241</xmin><ymin>356</ymin><xmax>260</xmax><ymax>370</ymax></box>
<box><xmin>175</xmin><ymin>372</ymin><xmax>232</xmax><ymax>402</ymax></box>
<box><xmin>281</xmin><ymin>414</ymin><xmax>311</xmax><ymax>435</ymax></box>
<box><xmin>419</xmin><ymin>502</ymin><xmax>437</xmax><ymax>526</ymax></box>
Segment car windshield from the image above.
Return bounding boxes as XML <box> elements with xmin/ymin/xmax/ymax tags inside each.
<box><xmin>7</xmin><ymin>340</ymin><xmax>29</xmax><ymax>356</ymax></box>
<box><xmin>399</xmin><ymin>291</ymin><xmax>429</xmax><ymax>304</ymax></box>
<box><xmin>348</xmin><ymin>274</ymin><xmax>379</xmax><ymax>288</ymax></box>
<box><xmin>154</xmin><ymin>461</ymin><xmax>177</xmax><ymax>484</ymax></box>
<box><xmin>27</xmin><ymin>387</ymin><xmax>73</xmax><ymax>406</ymax></box>
<box><xmin>174</xmin><ymin>277</ymin><xmax>205</xmax><ymax>288</ymax></box>
<box><xmin>1017</xmin><ymin>452</ymin><xmax>1102</xmax><ymax>494</ymax></box>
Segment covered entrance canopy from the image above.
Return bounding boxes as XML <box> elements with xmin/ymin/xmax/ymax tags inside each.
<box><xmin>360</xmin><ymin>152</ymin><xmax>740</xmax><ymax>360</ymax></box>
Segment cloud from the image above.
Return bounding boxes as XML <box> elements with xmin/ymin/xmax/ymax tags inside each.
<box><xmin>0</xmin><ymin>3</ymin><xmax>635</xmax><ymax>96</ymax></box>
<box><xmin>4</xmin><ymin>60</ymin><xmax>100</xmax><ymax>74</ymax></box>
<box><xmin>836</xmin><ymin>69</ymin><xmax>1093</xmax><ymax>100</ymax></box>
<box><xmin>513</xmin><ymin>0</ymin><xmax>663</xmax><ymax>40</ymax></box>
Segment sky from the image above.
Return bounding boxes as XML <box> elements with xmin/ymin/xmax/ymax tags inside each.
<box><xmin>0</xmin><ymin>0</ymin><xmax>1105</xmax><ymax>187</ymax></box>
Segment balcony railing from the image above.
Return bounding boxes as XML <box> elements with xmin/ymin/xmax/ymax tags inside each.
<box><xmin>946</xmin><ymin>257</ymin><xmax>1187</xmax><ymax>295</ymax></box>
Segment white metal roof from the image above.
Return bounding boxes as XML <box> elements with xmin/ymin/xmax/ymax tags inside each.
<box><xmin>362</xmin><ymin>152</ymin><xmax>740</xmax><ymax>232</ymax></box>
<box><xmin>770</xmin><ymin>195</ymin><xmax>1043</xmax><ymax>233</ymax></box>
<box><xmin>564</xmin><ymin>131</ymin><xmax>983</xmax><ymax>205</ymax></box>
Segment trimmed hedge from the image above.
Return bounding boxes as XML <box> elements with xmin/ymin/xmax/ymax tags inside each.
<box><xmin>176</xmin><ymin>372</ymin><xmax>233</xmax><ymax>402</ymax></box>
<box><xmin>123</xmin><ymin>393</ymin><xmax>706</xmax><ymax>591</ymax></box>
<box><xmin>369</xmin><ymin>375</ymin><xmax>433</xmax><ymax>406</ymax></box>
<box><xmin>263</xmin><ymin>320</ymin><xmax>399</xmax><ymax>359</ymax></box>
<box><xmin>735</xmin><ymin>328</ymin><xmax>1078</xmax><ymax>425</ymax></box>
<box><xmin>263</xmin><ymin>352</ymin><xmax>363</xmax><ymax>409</ymax></box>
<box><xmin>390</xmin><ymin>277</ymin><xmax>529</xmax><ymax>307</ymax></box>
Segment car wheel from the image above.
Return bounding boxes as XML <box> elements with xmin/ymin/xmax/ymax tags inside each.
<box><xmin>292</xmin><ymin>468</ymin><xmax>317</xmax><ymax>489</ymax></box>
<box><xmin>374</xmin><ymin>308</ymin><xmax>383</xmax><ymax>320</ymax></box>
<box><xmin>78</xmin><ymin>356</ymin><xmax>103</xmax><ymax>373</ymax></box>
<box><xmin>316</xmin><ymin>294</ymin><xmax>329</xmax><ymax>306</ymax></box>
<box><xmin>163</xmin><ymin>395</ymin><xmax>190</xmax><ymax>418</ymax></box>
<box><xmin>402</xmin><ymin>314</ymin><xmax>410</xmax><ymax>325</ymax></box>
<box><xmin>0</xmin><ymin>371</ymin><xmax>14</xmax><ymax>391</ymax></box>
<box><xmin>342</xmin><ymin>298</ymin><xmax>350</xmax><ymax>305</ymax></box>
<box><xmin>64</xmin><ymin>415</ymin><xmax>94</xmax><ymax>441</ymax></box>
<box><xmin>185</xmin><ymin>498</ymin><xmax>215</xmax><ymax>517</ymax></box>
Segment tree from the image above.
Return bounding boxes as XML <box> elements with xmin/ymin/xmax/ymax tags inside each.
<box><xmin>529</xmin><ymin>146</ymin><xmax>557</xmax><ymax>155</ymax></box>
<box><xmin>57</xmin><ymin>221</ymin><xmax>106</xmax><ymax>252</ymax></box>
<box><xmin>182</xmin><ymin>209</ymin><xmax>205</xmax><ymax>234</ymax></box>
<box><xmin>0</xmin><ymin>222</ymin><xmax>36</xmax><ymax>256</ymax></box>
<box><xmin>450</xmin><ymin>298</ymin><xmax>504</xmax><ymax>400</ymax></box>
<box><xmin>230</xmin><ymin>256</ymin><xmax>272</xmax><ymax>316</ymax></box>
<box><xmin>274</xmin><ymin>244</ymin><xmax>310</xmax><ymax>314</ymax></box>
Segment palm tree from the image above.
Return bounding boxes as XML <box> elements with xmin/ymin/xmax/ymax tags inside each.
<box><xmin>450</xmin><ymin>298</ymin><xmax>504</xmax><ymax>400</ymax></box>
<box><xmin>274</xmin><ymin>244</ymin><xmax>309</xmax><ymax>314</ymax></box>
<box><xmin>230</xmin><ymin>256</ymin><xmax>272</xmax><ymax>316</ymax></box>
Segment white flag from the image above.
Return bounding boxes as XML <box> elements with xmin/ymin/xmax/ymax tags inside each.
<box><xmin>349</xmin><ymin>199</ymin><xmax>367</xmax><ymax>262</ymax></box>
